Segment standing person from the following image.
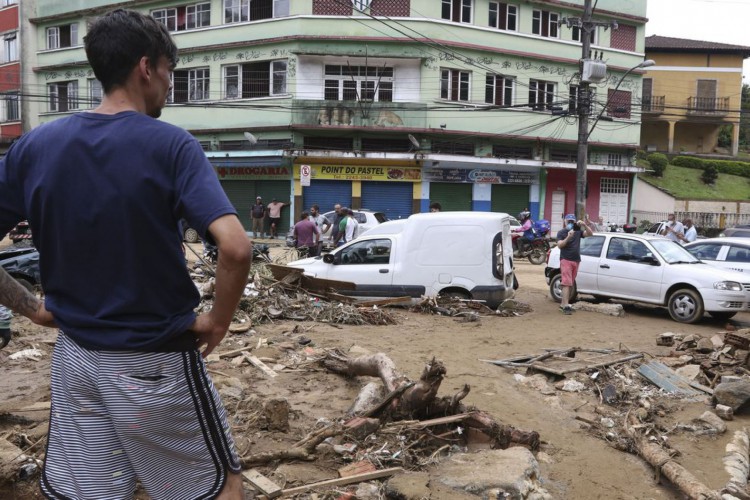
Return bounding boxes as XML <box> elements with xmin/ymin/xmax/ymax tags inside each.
<box><xmin>429</xmin><ymin>202</ymin><xmax>442</xmax><ymax>213</ymax></box>
<box><xmin>661</xmin><ymin>213</ymin><xmax>684</xmax><ymax>243</ymax></box>
<box><xmin>251</xmin><ymin>196</ymin><xmax>266</xmax><ymax>238</ymax></box>
<box><xmin>678</xmin><ymin>218</ymin><xmax>697</xmax><ymax>244</ymax></box>
<box><xmin>0</xmin><ymin>9</ymin><xmax>251</xmax><ymax>499</ymax></box>
<box><xmin>344</xmin><ymin>208</ymin><xmax>360</xmax><ymax>243</ymax></box>
<box><xmin>309</xmin><ymin>204</ymin><xmax>331</xmax><ymax>253</ymax></box>
<box><xmin>584</xmin><ymin>214</ymin><xmax>605</xmax><ymax>233</ymax></box>
<box><xmin>556</xmin><ymin>213</ymin><xmax>592</xmax><ymax>315</ymax></box>
<box><xmin>266</xmin><ymin>197</ymin><xmax>289</xmax><ymax>239</ymax></box>
<box><xmin>293</xmin><ymin>211</ymin><xmax>320</xmax><ymax>257</ymax></box>
<box><xmin>330</xmin><ymin>203</ymin><xmax>344</xmax><ymax>244</ymax></box>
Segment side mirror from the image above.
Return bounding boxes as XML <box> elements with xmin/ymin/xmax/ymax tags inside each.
<box><xmin>323</xmin><ymin>253</ymin><xmax>335</xmax><ymax>264</ymax></box>
<box><xmin>641</xmin><ymin>256</ymin><xmax>660</xmax><ymax>266</ymax></box>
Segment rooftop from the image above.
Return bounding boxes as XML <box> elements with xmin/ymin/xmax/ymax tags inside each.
<box><xmin>646</xmin><ymin>35</ymin><xmax>750</xmax><ymax>57</ymax></box>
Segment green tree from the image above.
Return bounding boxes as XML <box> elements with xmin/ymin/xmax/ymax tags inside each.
<box><xmin>718</xmin><ymin>124</ymin><xmax>733</xmax><ymax>148</ymax></box>
<box><xmin>647</xmin><ymin>153</ymin><xmax>668</xmax><ymax>177</ymax></box>
<box><xmin>741</xmin><ymin>83</ymin><xmax>750</xmax><ymax>148</ymax></box>
<box><xmin>701</xmin><ymin>164</ymin><xmax>718</xmax><ymax>185</ymax></box>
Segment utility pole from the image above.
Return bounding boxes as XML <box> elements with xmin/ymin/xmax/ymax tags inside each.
<box><xmin>575</xmin><ymin>0</ymin><xmax>593</xmax><ymax>221</ymax></box>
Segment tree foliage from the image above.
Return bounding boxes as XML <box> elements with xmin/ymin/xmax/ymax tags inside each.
<box><xmin>701</xmin><ymin>164</ymin><xmax>718</xmax><ymax>185</ymax></box>
<box><xmin>647</xmin><ymin>153</ymin><xmax>668</xmax><ymax>177</ymax></box>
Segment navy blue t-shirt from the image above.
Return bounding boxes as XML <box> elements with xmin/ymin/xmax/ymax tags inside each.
<box><xmin>0</xmin><ymin>111</ymin><xmax>237</xmax><ymax>350</ymax></box>
<box><xmin>556</xmin><ymin>228</ymin><xmax>585</xmax><ymax>262</ymax></box>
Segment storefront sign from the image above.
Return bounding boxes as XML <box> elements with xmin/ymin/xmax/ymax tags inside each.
<box><xmin>213</xmin><ymin>165</ymin><xmax>291</xmax><ymax>180</ymax></box>
<box><xmin>295</xmin><ymin>164</ymin><xmax>421</xmax><ymax>182</ymax></box>
<box><xmin>423</xmin><ymin>168</ymin><xmax>536</xmax><ymax>185</ymax></box>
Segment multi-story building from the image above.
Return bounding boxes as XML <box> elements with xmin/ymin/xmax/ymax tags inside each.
<box><xmin>641</xmin><ymin>35</ymin><xmax>750</xmax><ymax>157</ymax></box>
<box><xmin>25</xmin><ymin>0</ymin><xmax>647</xmax><ymax>233</ymax></box>
<box><xmin>0</xmin><ymin>0</ymin><xmax>20</xmax><ymax>152</ymax></box>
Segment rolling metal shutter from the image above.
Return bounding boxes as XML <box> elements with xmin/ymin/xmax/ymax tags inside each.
<box><xmin>491</xmin><ymin>184</ymin><xmax>530</xmax><ymax>217</ymax></box>
<box><xmin>361</xmin><ymin>181</ymin><xmax>413</xmax><ymax>220</ymax></box>
<box><xmin>219</xmin><ymin>180</ymin><xmax>293</xmax><ymax>233</ymax></box>
<box><xmin>429</xmin><ymin>183</ymin><xmax>472</xmax><ymax>211</ymax></box>
<box><xmin>302</xmin><ymin>180</ymin><xmax>352</xmax><ymax>215</ymax></box>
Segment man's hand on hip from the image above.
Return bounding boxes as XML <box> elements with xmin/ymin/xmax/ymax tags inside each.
<box><xmin>190</xmin><ymin>313</ymin><xmax>228</xmax><ymax>358</ymax></box>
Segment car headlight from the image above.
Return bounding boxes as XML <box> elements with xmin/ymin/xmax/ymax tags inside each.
<box><xmin>714</xmin><ymin>281</ymin><xmax>742</xmax><ymax>291</ymax></box>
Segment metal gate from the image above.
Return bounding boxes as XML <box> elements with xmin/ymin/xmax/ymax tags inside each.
<box><xmin>429</xmin><ymin>183</ymin><xmax>472</xmax><ymax>211</ymax></box>
<box><xmin>302</xmin><ymin>180</ymin><xmax>352</xmax><ymax>215</ymax></box>
<box><xmin>220</xmin><ymin>180</ymin><xmax>293</xmax><ymax>233</ymax></box>
<box><xmin>490</xmin><ymin>184</ymin><xmax>529</xmax><ymax>217</ymax></box>
<box><xmin>361</xmin><ymin>181</ymin><xmax>413</xmax><ymax>220</ymax></box>
<box><xmin>599</xmin><ymin>177</ymin><xmax>629</xmax><ymax>225</ymax></box>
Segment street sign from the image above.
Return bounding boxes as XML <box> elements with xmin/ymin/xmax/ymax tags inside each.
<box><xmin>300</xmin><ymin>164</ymin><xmax>311</xmax><ymax>187</ymax></box>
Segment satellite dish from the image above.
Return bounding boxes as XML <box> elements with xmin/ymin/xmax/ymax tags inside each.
<box><xmin>408</xmin><ymin>134</ymin><xmax>420</xmax><ymax>150</ymax></box>
<box><xmin>243</xmin><ymin>131</ymin><xmax>258</xmax><ymax>145</ymax></box>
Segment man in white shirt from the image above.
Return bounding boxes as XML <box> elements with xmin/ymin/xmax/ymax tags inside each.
<box><xmin>661</xmin><ymin>213</ymin><xmax>684</xmax><ymax>243</ymax></box>
<box><xmin>678</xmin><ymin>218</ymin><xmax>697</xmax><ymax>245</ymax></box>
<box><xmin>344</xmin><ymin>209</ymin><xmax>359</xmax><ymax>243</ymax></box>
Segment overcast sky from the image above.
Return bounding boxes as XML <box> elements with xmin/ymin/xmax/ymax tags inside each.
<box><xmin>645</xmin><ymin>0</ymin><xmax>750</xmax><ymax>80</ymax></box>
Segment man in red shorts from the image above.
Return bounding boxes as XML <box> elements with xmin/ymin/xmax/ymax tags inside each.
<box><xmin>556</xmin><ymin>213</ymin><xmax>592</xmax><ymax>314</ymax></box>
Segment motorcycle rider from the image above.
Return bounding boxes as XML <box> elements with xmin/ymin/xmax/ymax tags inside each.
<box><xmin>512</xmin><ymin>210</ymin><xmax>535</xmax><ymax>254</ymax></box>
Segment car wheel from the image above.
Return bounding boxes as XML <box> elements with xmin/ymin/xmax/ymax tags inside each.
<box><xmin>528</xmin><ymin>248</ymin><xmax>546</xmax><ymax>265</ymax></box>
<box><xmin>440</xmin><ymin>289</ymin><xmax>470</xmax><ymax>301</ymax></box>
<box><xmin>184</xmin><ymin>227</ymin><xmax>200</xmax><ymax>243</ymax></box>
<box><xmin>709</xmin><ymin>311</ymin><xmax>737</xmax><ymax>321</ymax></box>
<box><xmin>667</xmin><ymin>288</ymin><xmax>704</xmax><ymax>324</ymax></box>
<box><xmin>549</xmin><ymin>273</ymin><xmax>576</xmax><ymax>303</ymax></box>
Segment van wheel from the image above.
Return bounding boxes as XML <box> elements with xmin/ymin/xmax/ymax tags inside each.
<box><xmin>184</xmin><ymin>227</ymin><xmax>200</xmax><ymax>243</ymax></box>
<box><xmin>549</xmin><ymin>274</ymin><xmax>576</xmax><ymax>303</ymax></box>
<box><xmin>440</xmin><ymin>289</ymin><xmax>470</xmax><ymax>301</ymax></box>
<box><xmin>709</xmin><ymin>311</ymin><xmax>737</xmax><ymax>321</ymax></box>
<box><xmin>667</xmin><ymin>288</ymin><xmax>704</xmax><ymax>323</ymax></box>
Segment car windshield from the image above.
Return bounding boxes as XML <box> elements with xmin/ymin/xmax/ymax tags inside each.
<box><xmin>650</xmin><ymin>239</ymin><xmax>700</xmax><ymax>263</ymax></box>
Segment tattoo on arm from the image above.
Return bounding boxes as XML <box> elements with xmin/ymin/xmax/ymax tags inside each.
<box><xmin>0</xmin><ymin>267</ymin><xmax>41</xmax><ymax>318</ymax></box>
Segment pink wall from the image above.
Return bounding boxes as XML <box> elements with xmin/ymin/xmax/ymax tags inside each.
<box><xmin>544</xmin><ymin>168</ymin><xmax>633</xmax><ymax>221</ymax></box>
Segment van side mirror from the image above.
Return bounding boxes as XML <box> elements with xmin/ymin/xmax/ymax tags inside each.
<box><xmin>641</xmin><ymin>256</ymin><xmax>660</xmax><ymax>266</ymax></box>
<box><xmin>323</xmin><ymin>253</ymin><xmax>335</xmax><ymax>264</ymax></box>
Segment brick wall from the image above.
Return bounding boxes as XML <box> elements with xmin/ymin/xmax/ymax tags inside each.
<box><xmin>371</xmin><ymin>0</ymin><xmax>410</xmax><ymax>16</ymax></box>
<box><xmin>610</xmin><ymin>24</ymin><xmax>636</xmax><ymax>52</ymax></box>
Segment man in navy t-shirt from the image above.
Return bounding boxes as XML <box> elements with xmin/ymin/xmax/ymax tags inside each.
<box><xmin>0</xmin><ymin>10</ymin><xmax>250</xmax><ymax>499</ymax></box>
<box><xmin>556</xmin><ymin>213</ymin><xmax>592</xmax><ymax>315</ymax></box>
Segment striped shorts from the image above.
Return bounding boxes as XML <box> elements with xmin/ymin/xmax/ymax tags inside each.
<box><xmin>41</xmin><ymin>332</ymin><xmax>241</xmax><ymax>500</ymax></box>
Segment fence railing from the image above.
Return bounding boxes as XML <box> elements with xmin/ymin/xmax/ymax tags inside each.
<box><xmin>632</xmin><ymin>210</ymin><xmax>750</xmax><ymax>232</ymax></box>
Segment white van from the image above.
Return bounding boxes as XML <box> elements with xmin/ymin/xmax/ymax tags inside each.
<box><xmin>286</xmin><ymin>212</ymin><xmax>516</xmax><ymax>307</ymax></box>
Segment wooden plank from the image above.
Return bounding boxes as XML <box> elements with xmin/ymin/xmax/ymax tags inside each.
<box><xmin>529</xmin><ymin>352</ymin><xmax>643</xmax><ymax>376</ymax></box>
<box><xmin>353</xmin><ymin>296</ymin><xmax>413</xmax><ymax>307</ymax></box>
<box><xmin>272</xmin><ymin>467</ymin><xmax>402</xmax><ymax>497</ymax></box>
<box><xmin>267</xmin><ymin>264</ymin><xmax>356</xmax><ymax>292</ymax></box>
<box><xmin>338</xmin><ymin>460</ymin><xmax>377</xmax><ymax>478</ymax></box>
<box><xmin>243</xmin><ymin>353</ymin><xmax>278</xmax><ymax>378</ymax></box>
<box><xmin>218</xmin><ymin>345</ymin><xmax>255</xmax><ymax>359</ymax></box>
<box><xmin>242</xmin><ymin>469</ymin><xmax>282</xmax><ymax>498</ymax></box>
<box><xmin>637</xmin><ymin>361</ymin><xmax>702</xmax><ymax>396</ymax></box>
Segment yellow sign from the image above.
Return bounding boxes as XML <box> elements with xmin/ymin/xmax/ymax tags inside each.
<box><xmin>294</xmin><ymin>164</ymin><xmax>421</xmax><ymax>182</ymax></box>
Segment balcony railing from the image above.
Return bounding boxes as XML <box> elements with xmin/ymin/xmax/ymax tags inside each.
<box><xmin>687</xmin><ymin>96</ymin><xmax>730</xmax><ymax>116</ymax></box>
<box><xmin>641</xmin><ymin>96</ymin><xmax>665</xmax><ymax>114</ymax></box>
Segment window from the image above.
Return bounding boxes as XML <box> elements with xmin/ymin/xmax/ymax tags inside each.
<box><xmin>224</xmin><ymin>0</ymin><xmax>286</xmax><ymax>22</ymax></box>
<box><xmin>46</xmin><ymin>24</ymin><xmax>78</xmax><ymax>49</ymax></box>
<box><xmin>170</xmin><ymin>68</ymin><xmax>210</xmax><ymax>103</ymax></box>
<box><xmin>442</xmin><ymin>0</ymin><xmax>471</xmax><ymax>23</ymax></box>
<box><xmin>224</xmin><ymin>60</ymin><xmax>287</xmax><ymax>99</ymax></box>
<box><xmin>89</xmin><ymin>79</ymin><xmax>103</xmax><ymax>107</ymax></box>
<box><xmin>607</xmin><ymin>153</ymin><xmax>623</xmax><ymax>167</ymax></box>
<box><xmin>0</xmin><ymin>92</ymin><xmax>18</xmax><ymax>121</ymax></box>
<box><xmin>2</xmin><ymin>32</ymin><xmax>16</xmax><ymax>62</ymax></box>
<box><xmin>488</xmin><ymin>2</ymin><xmax>517</xmax><ymax>31</ymax></box>
<box><xmin>48</xmin><ymin>81</ymin><xmax>79</xmax><ymax>112</ymax></box>
<box><xmin>338</xmin><ymin>239</ymin><xmax>392</xmax><ymax>265</ymax></box>
<box><xmin>607</xmin><ymin>89</ymin><xmax>631</xmax><ymax>118</ymax></box>
<box><xmin>324</xmin><ymin>65</ymin><xmax>392</xmax><ymax>102</ymax></box>
<box><xmin>606</xmin><ymin>238</ymin><xmax>651</xmax><ymax>263</ymax></box>
<box><xmin>152</xmin><ymin>2</ymin><xmax>210</xmax><ymax>31</ymax></box>
<box><xmin>688</xmin><ymin>243</ymin><xmax>722</xmax><ymax>261</ymax></box>
<box><xmin>572</xmin><ymin>26</ymin><xmax>597</xmax><ymax>44</ymax></box>
<box><xmin>580</xmin><ymin>236</ymin><xmax>605</xmax><ymax>257</ymax></box>
<box><xmin>726</xmin><ymin>246</ymin><xmax>750</xmax><ymax>263</ymax></box>
<box><xmin>610</xmin><ymin>24</ymin><xmax>636</xmax><ymax>51</ymax></box>
<box><xmin>2</xmin><ymin>0</ymin><xmax>18</xmax><ymax>6</ymax></box>
<box><xmin>531</xmin><ymin>10</ymin><xmax>559</xmax><ymax>38</ymax></box>
<box><xmin>485</xmin><ymin>74</ymin><xmax>513</xmax><ymax>106</ymax></box>
<box><xmin>440</xmin><ymin>69</ymin><xmax>470</xmax><ymax>102</ymax></box>
<box><xmin>528</xmin><ymin>80</ymin><xmax>555</xmax><ymax>111</ymax></box>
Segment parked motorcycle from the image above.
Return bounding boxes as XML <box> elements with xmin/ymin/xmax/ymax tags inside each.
<box><xmin>511</xmin><ymin>219</ymin><xmax>551</xmax><ymax>265</ymax></box>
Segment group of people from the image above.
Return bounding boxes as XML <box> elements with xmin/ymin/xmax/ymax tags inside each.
<box><xmin>250</xmin><ymin>196</ymin><xmax>290</xmax><ymax>239</ymax></box>
<box><xmin>291</xmin><ymin>203</ymin><xmax>360</xmax><ymax>257</ymax></box>
<box><xmin>661</xmin><ymin>214</ymin><xmax>698</xmax><ymax>244</ymax></box>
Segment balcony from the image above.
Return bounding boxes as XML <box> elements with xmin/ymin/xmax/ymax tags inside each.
<box><xmin>291</xmin><ymin>100</ymin><xmax>428</xmax><ymax>130</ymax></box>
<box><xmin>641</xmin><ymin>96</ymin><xmax>665</xmax><ymax>115</ymax></box>
<box><xmin>687</xmin><ymin>96</ymin><xmax>730</xmax><ymax>116</ymax></box>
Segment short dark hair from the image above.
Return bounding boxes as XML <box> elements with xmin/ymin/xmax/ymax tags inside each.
<box><xmin>84</xmin><ymin>9</ymin><xmax>178</xmax><ymax>93</ymax></box>
<box><xmin>429</xmin><ymin>202</ymin><xmax>442</xmax><ymax>211</ymax></box>
<box><xmin>311</xmin><ymin>204</ymin><xmax>320</xmax><ymax>211</ymax></box>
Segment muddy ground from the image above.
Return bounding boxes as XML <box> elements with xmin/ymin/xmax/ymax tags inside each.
<box><xmin>0</xmin><ymin>242</ymin><xmax>745</xmax><ymax>499</ymax></box>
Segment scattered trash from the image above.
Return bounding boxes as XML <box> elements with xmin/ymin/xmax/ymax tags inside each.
<box><xmin>8</xmin><ymin>348</ymin><xmax>43</xmax><ymax>361</ymax></box>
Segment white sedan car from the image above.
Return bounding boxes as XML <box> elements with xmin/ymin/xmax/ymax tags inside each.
<box><xmin>685</xmin><ymin>237</ymin><xmax>750</xmax><ymax>274</ymax></box>
<box><xmin>544</xmin><ymin>233</ymin><xmax>750</xmax><ymax>323</ymax></box>
<box><xmin>319</xmin><ymin>209</ymin><xmax>388</xmax><ymax>238</ymax></box>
